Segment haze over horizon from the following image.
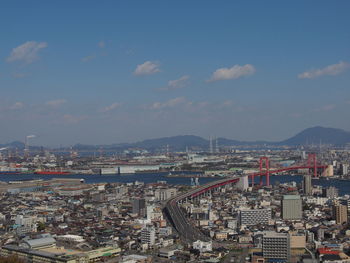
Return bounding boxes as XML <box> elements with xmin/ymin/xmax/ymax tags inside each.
<box><xmin>1</xmin><ymin>1</ymin><xmax>350</xmax><ymax>146</ymax></box>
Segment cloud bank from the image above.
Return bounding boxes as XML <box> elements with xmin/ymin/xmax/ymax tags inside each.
<box><xmin>134</xmin><ymin>61</ymin><xmax>160</xmax><ymax>75</ymax></box>
<box><xmin>7</xmin><ymin>41</ymin><xmax>48</xmax><ymax>64</ymax></box>
<box><xmin>298</xmin><ymin>61</ymin><xmax>349</xmax><ymax>79</ymax></box>
<box><xmin>208</xmin><ymin>64</ymin><xmax>255</xmax><ymax>82</ymax></box>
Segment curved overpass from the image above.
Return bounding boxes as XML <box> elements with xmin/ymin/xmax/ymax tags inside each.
<box><xmin>165</xmin><ymin>177</ymin><xmax>240</xmax><ymax>243</ymax></box>
<box><xmin>165</xmin><ymin>164</ymin><xmax>328</xmax><ymax>244</ymax></box>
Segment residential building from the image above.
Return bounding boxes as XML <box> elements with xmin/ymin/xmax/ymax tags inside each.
<box><xmin>262</xmin><ymin>231</ymin><xmax>290</xmax><ymax>262</ymax></box>
<box><xmin>141</xmin><ymin>226</ymin><xmax>156</xmax><ymax>246</ymax></box>
<box><xmin>333</xmin><ymin>204</ymin><xmax>347</xmax><ymax>225</ymax></box>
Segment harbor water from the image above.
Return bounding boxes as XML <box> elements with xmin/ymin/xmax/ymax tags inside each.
<box><xmin>0</xmin><ymin>172</ymin><xmax>349</xmax><ymax>196</ymax></box>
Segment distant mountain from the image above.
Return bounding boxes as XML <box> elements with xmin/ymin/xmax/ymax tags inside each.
<box><xmin>3</xmin><ymin>126</ymin><xmax>350</xmax><ymax>152</ymax></box>
<box><xmin>280</xmin><ymin>126</ymin><xmax>350</xmax><ymax>146</ymax></box>
<box><xmin>74</xmin><ymin>135</ymin><xmax>208</xmax><ymax>151</ymax></box>
<box><xmin>72</xmin><ymin>126</ymin><xmax>350</xmax><ymax>151</ymax></box>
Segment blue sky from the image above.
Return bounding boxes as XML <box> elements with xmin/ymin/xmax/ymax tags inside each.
<box><xmin>1</xmin><ymin>1</ymin><xmax>349</xmax><ymax>146</ymax></box>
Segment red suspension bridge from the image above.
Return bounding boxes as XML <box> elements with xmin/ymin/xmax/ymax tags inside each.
<box><xmin>252</xmin><ymin>153</ymin><xmax>328</xmax><ymax>187</ymax></box>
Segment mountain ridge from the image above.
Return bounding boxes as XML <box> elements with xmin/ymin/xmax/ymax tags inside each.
<box><xmin>1</xmin><ymin>126</ymin><xmax>350</xmax><ymax>150</ymax></box>
<box><xmin>71</xmin><ymin>126</ymin><xmax>350</xmax><ymax>150</ymax></box>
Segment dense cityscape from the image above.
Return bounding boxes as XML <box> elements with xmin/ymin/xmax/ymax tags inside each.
<box><xmin>0</xmin><ymin>141</ymin><xmax>349</xmax><ymax>263</ymax></box>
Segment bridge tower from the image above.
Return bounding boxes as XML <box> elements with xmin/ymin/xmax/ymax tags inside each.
<box><xmin>259</xmin><ymin>157</ymin><xmax>270</xmax><ymax>187</ymax></box>
<box><xmin>307</xmin><ymin>153</ymin><xmax>317</xmax><ymax>177</ymax></box>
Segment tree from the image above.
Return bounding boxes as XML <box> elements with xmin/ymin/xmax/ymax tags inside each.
<box><xmin>37</xmin><ymin>221</ymin><xmax>46</xmax><ymax>232</ymax></box>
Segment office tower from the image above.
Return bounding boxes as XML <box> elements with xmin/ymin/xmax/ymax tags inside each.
<box><xmin>281</xmin><ymin>195</ymin><xmax>302</xmax><ymax>220</ymax></box>
<box><xmin>209</xmin><ymin>136</ymin><xmax>213</xmax><ymax>154</ymax></box>
<box><xmin>132</xmin><ymin>198</ymin><xmax>146</xmax><ymax>217</ymax></box>
<box><xmin>262</xmin><ymin>231</ymin><xmax>290</xmax><ymax>262</ymax></box>
<box><xmin>141</xmin><ymin>226</ymin><xmax>156</xmax><ymax>246</ymax></box>
<box><xmin>303</xmin><ymin>174</ymin><xmax>312</xmax><ymax>195</ymax></box>
<box><xmin>301</xmin><ymin>151</ymin><xmax>306</xmax><ymax>160</ymax></box>
<box><xmin>237</xmin><ymin>176</ymin><xmax>249</xmax><ymax>191</ymax></box>
<box><xmin>239</xmin><ymin>208</ymin><xmax>272</xmax><ymax>226</ymax></box>
<box><xmin>333</xmin><ymin>205</ymin><xmax>348</xmax><ymax>225</ymax></box>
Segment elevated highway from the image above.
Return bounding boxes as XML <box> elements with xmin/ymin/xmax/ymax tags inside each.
<box><xmin>165</xmin><ymin>158</ymin><xmax>328</xmax><ymax>244</ymax></box>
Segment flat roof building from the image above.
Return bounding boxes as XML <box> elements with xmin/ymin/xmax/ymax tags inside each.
<box><xmin>282</xmin><ymin>195</ymin><xmax>302</xmax><ymax>220</ymax></box>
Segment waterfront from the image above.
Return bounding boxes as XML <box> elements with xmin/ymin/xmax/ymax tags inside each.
<box><xmin>0</xmin><ymin>172</ymin><xmax>349</xmax><ymax>196</ymax></box>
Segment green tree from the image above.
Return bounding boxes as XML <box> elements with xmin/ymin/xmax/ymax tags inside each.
<box><xmin>37</xmin><ymin>221</ymin><xmax>46</xmax><ymax>231</ymax></box>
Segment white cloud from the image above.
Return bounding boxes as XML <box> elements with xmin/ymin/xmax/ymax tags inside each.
<box><xmin>134</xmin><ymin>61</ymin><xmax>160</xmax><ymax>75</ymax></box>
<box><xmin>7</xmin><ymin>41</ymin><xmax>47</xmax><ymax>64</ymax></box>
<box><xmin>298</xmin><ymin>61</ymin><xmax>349</xmax><ymax>79</ymax></box>
<box><xmin>9</xmin><ymin>102</ymin><xmax>24</xmax><ymax>110</ymax></box>
<box><xmin>167</xmin><ymin>75</ymin><xmax>190</xmax><ymax>90</ymax></box>
<box><xmin>81</xmin><ymin>55</ymin><xmax>96</xmax><ymax>62</ymax></box>
<box><xmin>98</xmin><ymin>41</ymin><xmax>105</xmax><ymax>48</ymax></box>
<box><xmin>149</xmin><ymin>97</ymin><xmax>187</xmax><ymax>109</ymax></box>
<box><xmin>45</xmin><ymin>99</ymin><xmax>67</xmax><ymax>107</ymax></box>
<box><xmin>208</xmin><ymin>64</ymin><xmax>255</xmax><ymax>82</ymax></box>
<box><xmin>100</xmin><ymin>102</ymin><xmax>122</xmax><ymax>112</ymax></box>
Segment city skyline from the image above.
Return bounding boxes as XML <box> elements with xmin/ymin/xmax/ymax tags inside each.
<box><xmin>1</xmin><ymin>1</ymin><xmax>350</xmax><ymax>146</ymax></box>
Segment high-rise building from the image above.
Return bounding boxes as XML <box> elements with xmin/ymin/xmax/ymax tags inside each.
<box><xmin>141</xmin><ymin>226</ymin><xmax>156</xmax><ymax>246</ymax></box>
<box><xmin>303</xmin><ymin>174</ymin><xmax>312</xmax><ymax>195</ymax></box>
<box><xmin>132</xmin><ymin>198</ymin><xmax>146</xmax><ymax>217</ymax></box>
<box><xmin>281</xmin><ymin>195</ymin><xmax>302</xmax><ymax>220</ymax></box>
<box><xmin>237</xmin><ymin>176</ymin><xmax>249</xmax><ymax>191</ymax></box>
<box><xmin>340</xmin><ymin>164</ymin><xmax>348</xmax><ymax>176</ymax></box>
<box><xmin>262</xmin><ymin>231</ymin><xmax>290</xmax><ymax>262</ymax></box>
<box><xmin>239</xmin><ymin>208</ymin><xmax>272</xmax><ymax>226</ymax></box>
<box><xmin>209</xmin><ymin>136</ymin><xmax>213</xmax><ymax>154</ymax></box>
<box><xmin>333</xmin><ymin>205</ymin><xmax>348</xmax><ymax>225</ymax></box>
